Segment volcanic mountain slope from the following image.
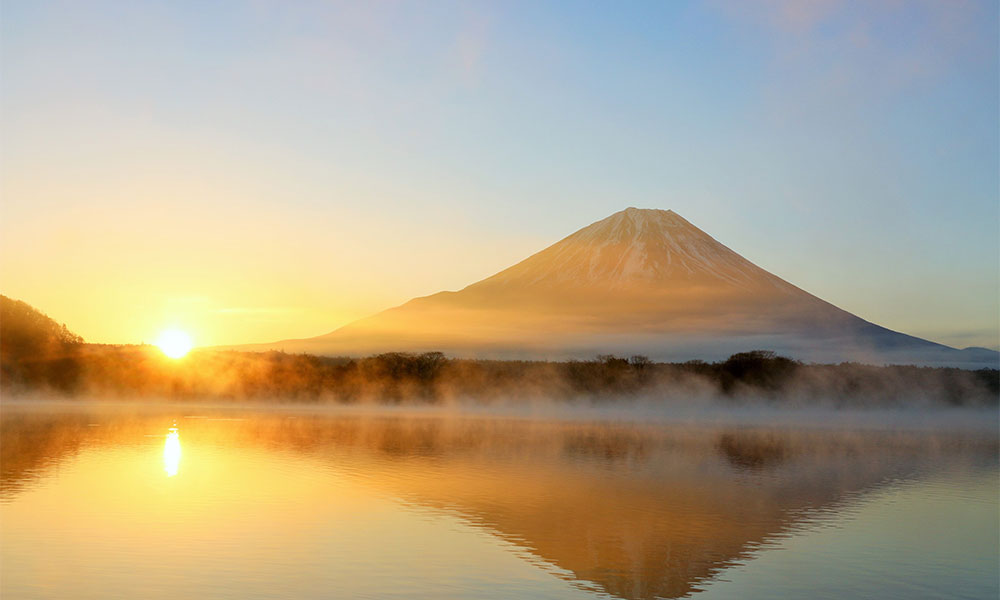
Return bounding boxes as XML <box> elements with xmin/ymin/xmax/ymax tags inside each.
<box><xmin>259</xmin><ymin>208</ymin><xmax>997</xmax><ymax>366</ymax></box>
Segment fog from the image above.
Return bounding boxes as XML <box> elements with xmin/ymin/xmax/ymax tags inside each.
<box><xmin>4</xmin><ymin>346</ymin><xmax>997</xmax><ymax>412</ymax></box>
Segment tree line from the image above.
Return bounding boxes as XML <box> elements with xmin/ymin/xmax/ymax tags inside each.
<box><xmin>2</xmin><ymin>295</ymin><xmax>996</xmax><ymax>405</ymax></box>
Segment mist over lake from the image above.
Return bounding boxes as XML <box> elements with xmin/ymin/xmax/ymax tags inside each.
<box><xmin>2</xmin><ymin>401</ymin><xmax>996</xmax><ymax>600</ymax></box>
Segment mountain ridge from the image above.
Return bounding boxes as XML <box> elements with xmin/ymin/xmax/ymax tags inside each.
<box><xmin>238</xmin><ymin>208</ymin><xmax>997</xmax><ymax>368</ymax></box>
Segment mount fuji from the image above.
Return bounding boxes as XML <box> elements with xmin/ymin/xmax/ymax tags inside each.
<box><xmin>249</xmin><ymin>208</ymin><xmax>997</xmax><ymax>367</ymax></box>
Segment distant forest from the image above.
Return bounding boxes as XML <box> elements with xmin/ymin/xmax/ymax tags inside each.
<box><xmin>2</xmin><ymin>295</ymin><xmax>997</xmax><ymax>405</ymax></box>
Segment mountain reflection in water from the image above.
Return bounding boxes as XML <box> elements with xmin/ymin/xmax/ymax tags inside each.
<box><xmin>1</xmin><ymin>403</ymin><xmax>996</xmax><ymax>600</ymax></box>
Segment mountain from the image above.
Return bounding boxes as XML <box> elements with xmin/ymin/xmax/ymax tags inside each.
<box><xmin>253</xmin><ymin>208</ymin><xmax>998</xmax><ymax>367</ymax></box>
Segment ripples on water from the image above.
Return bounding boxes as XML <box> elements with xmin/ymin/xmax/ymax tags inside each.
<box><xmin>1</xmin><ymin>402</ymin><xmax>997</xmax><ymax>600</ymax></box>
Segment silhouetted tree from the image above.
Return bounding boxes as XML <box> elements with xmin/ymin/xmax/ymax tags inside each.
<box><xmin>719</xmin><ymin>350</ymin><xmax>799</xmax><ymax>395</ymax></box>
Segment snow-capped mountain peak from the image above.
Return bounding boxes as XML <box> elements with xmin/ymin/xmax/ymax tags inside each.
<box><xmin>472</xmin><ymin>208</ymin><xmax>785</xmax><ymax>292</ymax></box>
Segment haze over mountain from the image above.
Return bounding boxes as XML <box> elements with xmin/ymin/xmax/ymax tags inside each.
<box><xmin>249</xmin><ymin>208</ymin><xmax>997</xmax><ymax>367</ymax></box>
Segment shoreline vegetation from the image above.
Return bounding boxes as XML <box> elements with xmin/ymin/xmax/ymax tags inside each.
<box><xmin>2</xmin><ymin>295</ymin><xmax>997</xmax><ymax>406</ymax></box>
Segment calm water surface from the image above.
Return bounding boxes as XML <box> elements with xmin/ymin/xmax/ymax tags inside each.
<box><xmin>1</xmin><ymin>402</ymin><xmax>997</xmax><ymax>599</ymax></box>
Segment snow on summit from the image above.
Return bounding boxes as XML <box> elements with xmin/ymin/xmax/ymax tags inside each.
<box><xmin>474</xmin><ymin>207</ymin><xmax>789</xmax><ymax>291</ymax></box>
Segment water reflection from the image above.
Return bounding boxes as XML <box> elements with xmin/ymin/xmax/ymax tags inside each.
<box><xmin>0</xmin><ymin>404</ymin><xmax>996</xmax><ymax>600</ymax></box>
<box><xmin>164</xmin><ymin>426</ymin><xmax>181</xmax><ymax>477</ymax></box>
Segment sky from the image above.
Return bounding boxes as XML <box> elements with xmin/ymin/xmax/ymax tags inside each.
<box><xmin>1</xmin><ymin>0</ymin><xmax>997</xmax><ymax>350</ymax></box>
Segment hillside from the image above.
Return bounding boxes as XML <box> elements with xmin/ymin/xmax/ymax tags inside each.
<box><xmin>1</xmin><ymin>295</ymin><xmax>84</xmax><ymax>390</ymax></box>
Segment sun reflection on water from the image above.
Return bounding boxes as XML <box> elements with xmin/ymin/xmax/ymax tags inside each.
<box><xmin>164</xmin><ymin>426</ymin><xmax>181</xmax><ymax>477</ymax></box>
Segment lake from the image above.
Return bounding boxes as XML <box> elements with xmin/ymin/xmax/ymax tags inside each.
<box><xmin>1</xmin><ymin>402</ymin><xmax>997</xmax><ymax>599</ymax></box>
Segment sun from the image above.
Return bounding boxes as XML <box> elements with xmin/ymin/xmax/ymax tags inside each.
<box><xmin>156</xmin><ymin>329</ymin><xmax>193</xmax><ymax>359</ymax></box>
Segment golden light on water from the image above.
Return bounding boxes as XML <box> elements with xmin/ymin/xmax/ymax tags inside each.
<box><xmin>156</xmin><ymin>329</ymin><xmax>193</xmax><ymax>359</ymax></box>
<box><xmin>164</xmin><ymin>427</ymin><xmax>181</xmax><ymax>477</ymax></box>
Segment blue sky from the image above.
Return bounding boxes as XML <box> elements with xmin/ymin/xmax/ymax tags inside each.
<box><xmin>2</xmin><ymin>0</ymin><xmax>997</xmax><ymax>348</ymax></box>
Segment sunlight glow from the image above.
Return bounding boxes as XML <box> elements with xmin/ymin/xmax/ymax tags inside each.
<box><xmin>164</xmin><ymin>427</ymin><xmax>181</xmax><ymax>477</ymax></box>
<box><xmin>156</xmin><ymin>329</ymin><xmax>193</xmax><ymax>359</ymax></box>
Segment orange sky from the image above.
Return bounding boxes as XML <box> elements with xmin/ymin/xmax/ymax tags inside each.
<box><xmin>0</xmin><ymin>179</ymin><xmax>548</xmax><ymax>346</ymax></box>
<box><xmin>1</xmin><ymin>1</ymin><xmax>996</xmax><ymax>350</ymax></box>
